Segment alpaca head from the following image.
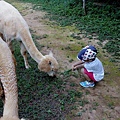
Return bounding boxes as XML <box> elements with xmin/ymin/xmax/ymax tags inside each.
<box><xmin>38</xmin><ymin>52</ymin><xmax>59</xmax><ymax>76</ymax></box>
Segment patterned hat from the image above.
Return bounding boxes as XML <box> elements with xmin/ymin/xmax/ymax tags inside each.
<box><xmin>83</xmin><ymin>49</ymin><xmax>96</xmax><ymax>60</ymax></box>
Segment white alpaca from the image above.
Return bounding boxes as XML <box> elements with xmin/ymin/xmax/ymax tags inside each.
<box><xmin>0</xmin><ymin>0</ymin><xmax>59</xmax><ymax>76</ymax></box>
<box><xmin>0</xmin><ymin>37</ymin><xmax>25</xmax><ymax>120</ymax></box>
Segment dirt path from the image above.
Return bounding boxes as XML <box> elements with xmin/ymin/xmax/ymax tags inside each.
<box><xmin>10</xmin><ymin>1</ymin><xmax>120</xmax><ymax>120</ymax></box>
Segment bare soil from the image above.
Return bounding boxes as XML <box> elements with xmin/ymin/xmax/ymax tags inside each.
<box><xmin>12</xmin><ymin>1</ymin><xmax>120</xmax><ymax>120</ymax></box>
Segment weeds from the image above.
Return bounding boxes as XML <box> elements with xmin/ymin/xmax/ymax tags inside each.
<box><xmin>1</xmin><ymin>0</ymin><xmax>119</xmax><ymax>119</ymax></box>
<box><xmin>21</xmin><ymin>0</ymin><xmax>120</xmax><ymax>63</ymax></box>
<box><xmin>0</xmin><ymin>38</ymin><xmax>83</xmax><ymax>119</ymax></box>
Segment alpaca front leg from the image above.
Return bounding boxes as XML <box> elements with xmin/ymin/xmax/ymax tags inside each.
<box><xmin>20</xmin><ymin>42</ymin><xmax>31</xmax><ymax>69</ymax></box>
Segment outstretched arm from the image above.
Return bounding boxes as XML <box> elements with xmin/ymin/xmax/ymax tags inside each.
<box><xmin>72</xmin><ymin>60</ymin><xmax>84</xmax><ymax>71</ymax></box>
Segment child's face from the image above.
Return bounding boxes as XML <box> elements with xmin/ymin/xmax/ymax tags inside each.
<box><xmin>84</xmin><ymin>60</ymin><xmax>89</xmax><ymax>62</ymax></box>
<box><xmin>84</xmin><ymin>59</ymin><xmax>93</xmax><ymax>62</ymax></box>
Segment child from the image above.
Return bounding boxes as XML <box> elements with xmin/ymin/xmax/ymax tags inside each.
<box><xmin>72</xmin><ymin>46</ymin><xmax>104</xmax><ymax>88</ymax></box>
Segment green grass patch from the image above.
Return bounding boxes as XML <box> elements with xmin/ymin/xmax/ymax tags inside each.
<box><xmin>20</xmin><ymin>0</ymin><xmax>120</xmax><ymax>62</ymax></box>
<box><xmin>0</xmin><ymin>39</ymin><xmax>83</xmax><ymax>119</ymax></box>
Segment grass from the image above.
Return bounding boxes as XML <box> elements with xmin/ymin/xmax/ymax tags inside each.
<box><xmin>0</xmin><ymin>0</ymin><xmax>120</xmax><ymax>119</ymax></box>
<box><xmin>0</xmin><ymin>39</ymin><xmax>85</xmax><ymax>119</ymax></box>
<box><xmin>19</xmin><ymin>0</ymin><xmax>120</xmax><ymax>64</ymax></box>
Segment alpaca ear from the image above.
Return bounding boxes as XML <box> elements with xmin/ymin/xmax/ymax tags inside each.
<box><xmin>49</xmin><ymin>51</ymin><xmax>53</xmax><ymax>56</ymax></box>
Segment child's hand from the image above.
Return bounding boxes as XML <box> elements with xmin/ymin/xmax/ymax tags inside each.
<box><xmin>72</xmin><ymin>65</ymin><xmax>77</xmax><ymax>71</ymax></box>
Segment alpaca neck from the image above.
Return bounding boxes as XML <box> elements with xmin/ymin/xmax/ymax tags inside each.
<box><xmin>0</xmin><ymin>38</ymin><xmax>19</xmax><ymax>118</ymax></box>
<box><xmin>20</xmin><ymin>29</ymin><xmax>44</xmax><ymax>63</ymax></box>
<box><xmin>3</xmin><ymin>95</ymin><xmax>18</xmax><ymax>117</ymax></box>
<box><xmin>0</xmin><ymin>58</ymin><xmax>18</xmax><ymax>117</ymax></box>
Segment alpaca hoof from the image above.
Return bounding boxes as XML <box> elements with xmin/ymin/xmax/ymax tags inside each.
<box><xmin>25</xmin><ymin>64</ymin><xmax>31</xmax><ymax>69</ymax></box>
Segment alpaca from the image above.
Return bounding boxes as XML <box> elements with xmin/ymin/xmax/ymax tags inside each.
<box><xmin>0</xmin><ymin>37</ymin><xmax>25</xmax><ymax>120</ymax></box>
<box><xmin>0</xmin><ymin>0</ymin><xmax>59</xmax><ymax>76</ymax></box>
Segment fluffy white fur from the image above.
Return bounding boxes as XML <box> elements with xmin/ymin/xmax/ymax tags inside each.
<box><xmin>0</xmin><ymin>37</ymin><xmax>24</xmax><ymax>120</ymax></box>
<box><xmin>0</xmin><ymin>0</ymin><xmax>59</xmax><ymax>76</ymax></box>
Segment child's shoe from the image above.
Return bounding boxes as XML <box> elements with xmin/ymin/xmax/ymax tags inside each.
<box><xmin>80</xmin><ymin>81</ymin><xmax>95</xmax><ymax>88</ymax></box>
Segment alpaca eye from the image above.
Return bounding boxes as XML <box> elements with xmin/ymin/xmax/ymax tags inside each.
<box><xmin>49</xmin><ymin>61</ymin><xmax>52</xmax><ymax>65</ymax></box>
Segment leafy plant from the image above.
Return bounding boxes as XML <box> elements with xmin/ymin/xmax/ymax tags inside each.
<box><xmin>21</xmin><ymin>0</ymin><xmax>120</xmax><ymax>62</ymax></box>
<box><xmin>0</xmin><ymin>38</ymin><xmax>83</xmax><ymax>119</ymax></box>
